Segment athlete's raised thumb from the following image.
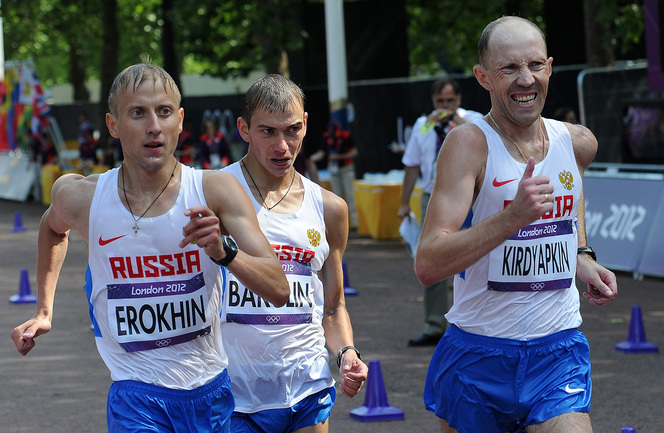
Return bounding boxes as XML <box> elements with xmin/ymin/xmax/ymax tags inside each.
<box><xmin>521</xmin><ymin>157</ymin><xmax>536</xmax><ymax>181</ymax></box>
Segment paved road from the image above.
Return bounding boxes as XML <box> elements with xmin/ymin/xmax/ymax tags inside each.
<box><xmin>1</xmin><ymin>199</ymin><xmax>662</xmax><ymax>432</ymax></box>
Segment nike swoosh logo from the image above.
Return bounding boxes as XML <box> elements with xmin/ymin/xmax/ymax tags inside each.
<box><xmin>493</xmin><ymin>177</ymin><xmax>518</xmax><ymax>187</ymax></box>
<box><xmin>99</xmin><ymin>234</ymin><xmax>127</xmax><ymax>246</ymax></box>
<box><xmin>564</xmin><ymin>384</ymin><xmax>585</xmax><ymax>394</ymax></box>
<box><xmin>318</xmin><ymin>394</ymin><xmax>330</xmax><ymax>405</ymax></box>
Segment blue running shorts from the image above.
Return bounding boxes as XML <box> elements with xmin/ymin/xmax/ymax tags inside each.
<box><xmin>230</xmin><ymin>386</ymin><xmax>336</xmax><ymax>433</ymax></box>
<box><xmin>107</xmin><ymin>371</ymin><xmax>234</xmax><ymax>433</ymax></box>
<box><xmin>424</xmin><ymin>324</ymin><xmax>591</xmax><ymax>433</ymax></box>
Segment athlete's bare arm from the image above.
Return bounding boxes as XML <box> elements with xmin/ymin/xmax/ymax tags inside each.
<box><xmin>190</xmin><ymin>170</ymin><xmax>289</xmax><ymax>306</ymax></box>
<box><xmin>10</xmin><ymin>174</ymin><xmax>96</xmax><ymax>356</ymax></box>
<box><xmin>415</xmin><ymin>123</ymin><xmax>555</xmax><ymax>285</ymax></box>
<box><xmin>566</xmin><ymin>123</ymin><xmax>618</xmax><ymax>305</ymax></box>
<box><xmin>319</xmin><ymin>188</ymin><xmax>368</xmax><ymax>398</ymax></box>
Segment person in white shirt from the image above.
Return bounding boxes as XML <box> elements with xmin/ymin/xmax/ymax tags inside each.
<box><xmin>398</xmin><ymin>78</ymin><xmax>483</xmax><ymax>347</ymax></box>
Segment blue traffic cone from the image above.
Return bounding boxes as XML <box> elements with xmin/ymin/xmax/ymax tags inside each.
<box><xmin>615</xmin><ymin>305</ymin><xmax>659</xmax><ymax>354</ymax></box>
<box><xmin>349</xmin><ymin>359</ymin><xmax>404</xmax><ymax>422</ymax></box>
<box><xmin>621</xmin><ymin>427</ymin><xmax>637</xmax><ymax>433</ymax></box>
<box><xmin>342</xmin><ymin>261</ymin><xmax>358</xmax><ymax>296</ymax></box>
<box><xmin>9</xmin><ymin>268</ymin><xmax>37</xmax><ymax>304</ymax></box>
<box><xmin>11</xmin><ymin>211</ymin><xmax>26</xmax><ymax>232</ymax></box>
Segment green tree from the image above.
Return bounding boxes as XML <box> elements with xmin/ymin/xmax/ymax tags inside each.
<box><xmin>585</xmin><ymin>0</ymin><xmax>644</xmax><ymax>67</ymax></box>
<box><xmin>1</xmin><ymin>0</ymin><xmax>102</xmax><ymax>98</ymax></box>
<box><xmin>171</xmin><ymin>0</ymin><xmax>306</xmax><ymax>79</ymax></box>
<box><xmin>1</xmin><ymin>0</ymin><xmax>645</xmax><ymax>93</ymax></box>
<box><xmin>405</xmin><ymin>0</ymin><xmax>546</xmax><ymax>75</ymax></box>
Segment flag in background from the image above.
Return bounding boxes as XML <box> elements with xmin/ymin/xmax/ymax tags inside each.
<box><xmin>0</xmin><ymin>61</ymin><xmax>50</xmax><ymax>153</ymax></box>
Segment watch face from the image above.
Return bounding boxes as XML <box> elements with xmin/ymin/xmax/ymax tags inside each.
<box><xmin>224</xmin><ymin>235</ymin><xmax>238</xmax><ymax>251</ymax></box>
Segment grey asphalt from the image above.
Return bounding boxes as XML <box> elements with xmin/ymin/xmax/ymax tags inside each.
<box><xmin>1</xmin><ymin>198</ymin><xmax>662</xmax><ymax>433</ymax></box>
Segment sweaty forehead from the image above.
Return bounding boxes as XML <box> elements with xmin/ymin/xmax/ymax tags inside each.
<box><xmin>252</xmin><ymin>105</ymin><xmax>304</xmax><ymax>127</ymax></box>
<box><xmin>487</xmin><ymin>22</ymin><xmax>547</xmax><ymax>66</ymax></box>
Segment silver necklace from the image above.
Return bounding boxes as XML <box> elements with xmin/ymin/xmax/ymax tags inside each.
<box><xmin>487</xmin><ymin>112</ymin><xmax>547</xmax><ymax>162</ymax></box>
<box><xmin>121</xmin><ymin>160</ymin><xmax>177</xmax><ymax>236</ymax></box>
<box><xmin>241</xmin><ymin>158</ymin><xmax>295</xmax><ymax>211</ymax></box>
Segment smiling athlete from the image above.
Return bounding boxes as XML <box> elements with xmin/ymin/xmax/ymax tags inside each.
<box><xmin>415</xmin><ymin>17</ymin><xmax>618</xmax><ymax>433</ymax></box>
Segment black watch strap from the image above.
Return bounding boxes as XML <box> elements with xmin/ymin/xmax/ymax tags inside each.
<box><xmin>336</xmin><ymin>345</ymin><xmax>361</xmax><ymax>368</ymax></box>
<box><xmin>578</xmin><ymin>246</ymin><xmax>596</xmax><ymax>261</ymax></box>
<box><xmin>210</xmin><ymin>235</ymin><xmax>238</xmax><ymax>267</ymax></box>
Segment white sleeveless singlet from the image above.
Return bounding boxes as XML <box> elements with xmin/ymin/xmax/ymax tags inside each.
<box><xmin>221</xmin><ymin>162</ymin><xmax>333</xmax><ymax>413</ymax></box>
<box><xmin>88</xmin><ymin>164</ymin><xmax>227</xmax><ymax>389</ymax></box>
<box><xmin>446</xmin><ymin>118</ymin><xmax>583</xmax><ymax>340</ymax></box>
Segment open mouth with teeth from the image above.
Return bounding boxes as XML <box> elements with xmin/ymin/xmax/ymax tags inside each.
<box><xmin>513</xmin><ymin>94</ymin><xmax>536</xmax><ymax>105</ymax></box>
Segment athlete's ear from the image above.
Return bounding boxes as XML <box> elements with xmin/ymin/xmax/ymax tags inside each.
<box><xmin>473</xmin><ymin>65</ymin><xmax>491</xmax><ymax>92</ymax></box>
<box><xmin>106</xmin><ymin>113</ymin><xmax>120</xmax><ymax>139</ymax></box>
<box><xmin>237</xmin><ymin>117</ymin><xmax>250</xmax><ymax>143</ymax></box>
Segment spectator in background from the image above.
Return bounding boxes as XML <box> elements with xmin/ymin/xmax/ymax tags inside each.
<box><xmin>554</xmin><ymin>106</ymin><xmax>578</xmax><ymax>124</ymax></box>
<box><xmin>78</xmin><ymin>110</ymin><xmax>100</xmax><ymax>173</ymax></box>
<box><xmin>28</xmin><ymin>129</ymin><xmax>58</xmax><ymax>203</ymax></box>
<box><xmin>398</xmin><ymin>78</ymin><xmax>483</xmax><ymax>347</ymax></box>
<box><xmin>293</xmin><ymin>137</ymin><xmax>320</xmax><ymax>183</ymax></box>
<box><xmin>198</xmin><ymin>118</ymin><xmax>231</xmax><ymax>169</ymax></box>
<box><xmin>29</xmin><ymin>129</ymin><xmax>57</xmax><ymax>167</ymax></box>
<box><xmin>312</xmin><ymin>121</ymin><xmax>358</xmax><ymax>229</ymax></box>
<box><xmin>176</xmin><ymin>120</ymin><xmax>196</xmax><ymax>166</ymax></box>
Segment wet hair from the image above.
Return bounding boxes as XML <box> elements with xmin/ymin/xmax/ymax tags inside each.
<box><xmin>477</xmin><ymin>16</ymin><xmax>547</xmax><ymax>68</ymax></box>
<box><xmin>241</xmin><ymin>74</ymin><xmax>305</xmax><ymax>127</ymax></box>
<box><xmin>430</xmin><ymin>78</ymin><xmax>461</xmax><ymax>97</ymax></box>
<box><xmin>107</xmin><ymin>63</ymin><xmax>181</xmax><ymax>114</ymax></box>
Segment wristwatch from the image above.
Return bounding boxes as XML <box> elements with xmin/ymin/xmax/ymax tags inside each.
<box><xmin>210</xmin><ymin>235</ymin><xmax>238</xmax><ymax>267</ymax></box>
<box><xmin>577</xmin><ymin>246</ymin><xmax>596</xmax><ymax>262</ymax></box>
<box><xmin>336</xmin><ymin>345</ymin><xmax>361</xmax><ymax>368</ymax></box>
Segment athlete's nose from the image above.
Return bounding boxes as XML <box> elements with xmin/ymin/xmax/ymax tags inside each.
<box><xmin>146</xmin><ymin>112</ymin><xmax>162</xmax><ymax>135</ymax></box>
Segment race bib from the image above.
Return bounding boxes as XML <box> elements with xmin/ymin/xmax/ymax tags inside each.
<box><xmin>225</xmin><ymin>260</ymin><xmax>315</xmax><ymax>325</ymax></box>
<box><xmin>488</xmin><ymin>219</ymin><xmax>576</xmax><ymax>292</ymax></box>
<box><xmin>107</xmin><ymin>272</ymin><xmax>212</xmax><ymax>352</ymax></box>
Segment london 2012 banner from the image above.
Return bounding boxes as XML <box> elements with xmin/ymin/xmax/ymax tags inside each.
<box><xmin>0</xmin><ymin>61</ymin><xmax>51</xmax><ymax>153</ymax></box>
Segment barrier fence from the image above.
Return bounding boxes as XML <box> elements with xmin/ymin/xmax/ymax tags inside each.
<box><xmin>584</xmin><ymin>164</ymin><xmax>664</xmax><ymax>278</ymax></box>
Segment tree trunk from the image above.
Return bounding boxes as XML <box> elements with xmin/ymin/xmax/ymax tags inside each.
<box><xmin>161</xmin><ymin>0</ymin><xmax>182</xmax><ymax>92</ymax></box>
<box><xmin>100</xmin><ymin>0</ymin><xmax>119</xmax><ymax>166</ymax></box>
<box><xmin>584</xmin><ymin>0</ymin><xmax>615</xmax><ymax>67</ymax></box>
<box><xmin>69</xmin><ymin>40</ymin><xmax>90</xmax><ymax>102</ymax></box>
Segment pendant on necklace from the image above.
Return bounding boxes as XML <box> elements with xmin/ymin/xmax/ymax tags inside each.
<box><xmin>132</xmin><ymin>222</ymin><xmax>140</xmax><ymax>236</ymax></box>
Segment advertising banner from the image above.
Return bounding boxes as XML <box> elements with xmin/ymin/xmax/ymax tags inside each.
<box><xmin>584</xmin><ymin>175</ymin><xmax>664</xmax><ymax>274</ymax></box>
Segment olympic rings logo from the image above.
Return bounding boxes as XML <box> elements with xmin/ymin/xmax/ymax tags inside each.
<box><xmin>266</xmin><ymin>316</ymin><xmax>281</xmax><ymax>324</ymax></box>
<box><xmin>530</xmin><ymin>282</ymin><xmax>546</xmax><ymax>291</ymax></box>
<box><xmin>155</xmin><ymin>339</ymin><xmax>172</xmax><ymax>347</ymax></box>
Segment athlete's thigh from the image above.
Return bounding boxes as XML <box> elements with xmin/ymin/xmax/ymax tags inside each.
<box><xmin>528</xmin><ymin>412</ymin><xmax>592</xmax><ymax>433</ymax></box>
<box><xmin>440</xmin><ymin>419</ymin><xmax>459</xmax><ymax>433</ymax></box>
<box><xmin>292</xmin><ymin>419</ymin><xmax>328</xmax><ymax>433</ymax></box>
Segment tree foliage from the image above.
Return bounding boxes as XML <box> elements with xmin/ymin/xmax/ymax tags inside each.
<box><xmin>0</xmin><ymin>0</ymin><xmax>647</xmax><ymax>99</ymax></box>
<box><xmin>171</xmin><ymin>0</ymin><xmax>307</xmax><ymax>79</ymax></box>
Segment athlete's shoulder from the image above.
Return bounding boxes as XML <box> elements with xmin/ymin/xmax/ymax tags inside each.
<box><xmin>565</xmin><ymin>122</ymin><xmax>598</xmax><ymax>169</ymax></box>
<box><xmin>321</xmin><ymin>187</ymin><xmax>347</xmax><ymax>221</ymax></box>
